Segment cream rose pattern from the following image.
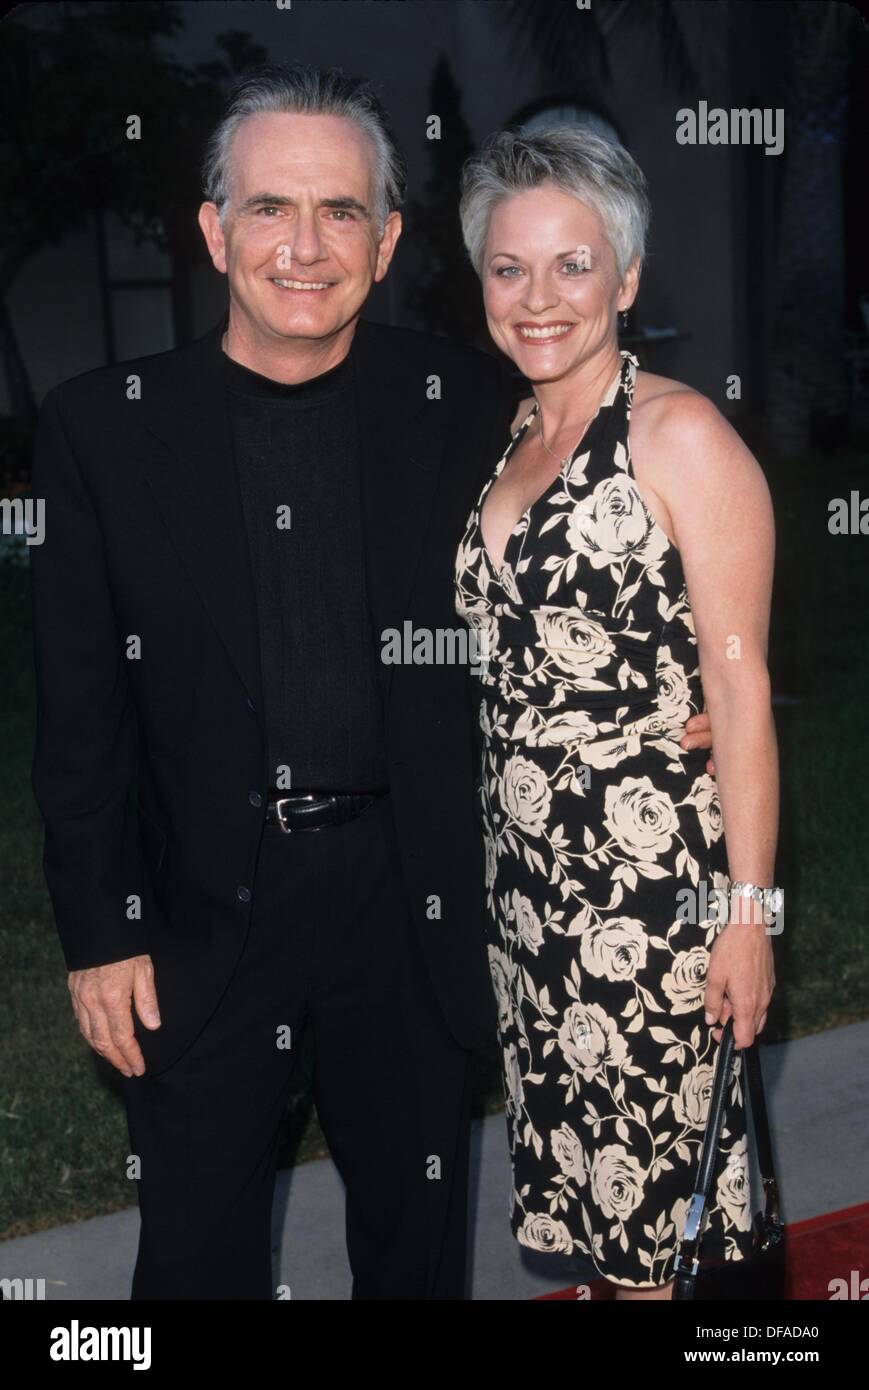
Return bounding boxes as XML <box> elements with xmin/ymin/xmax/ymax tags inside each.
<box><xmin>510</xmin><ymin>890</ymin><xmax>545</xmax><ymax>955</ymax></box>
<box><xmin>692</xmin><ymin>773</ymin><xmax>724</xmax><ymax>848</ymax></box>
<box><xmin>567</xmin><ymin>475</ymin><xmax>670</xmax><ymax>578</ymax></box>
<box><xmin>604</xmin><ymin>777</ymin><xmax>679</xmax><ymax>862</ymax></box>
<box><xmin>532</xmin><ymin>610</ymin><xmax>616</xmax><ymax>680</ymax></box>
<box><xmin>580</xmin><ymin>917</ymin><xmax>649</xmax><ymax>982</ymax></box>
<box><xmin>551</xmin><ymin>1123</ymin><xmax>588</xmax><ymax>1186</ymax></box>
<box><xmin>454</xmin><ymin>352</ymin><xmax>756</xmax><ymax>1285</ymax></box>
<box><xmin>662</xmin><ymin>946</ymin><xmax>711</xmax><ymax>1015</ymax></box>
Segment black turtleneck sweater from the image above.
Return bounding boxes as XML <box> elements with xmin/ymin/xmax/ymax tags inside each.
<box><xmin>220</xmin><ymin>334</ymin><xmax>387</xmax><ymax>793</ymax></box>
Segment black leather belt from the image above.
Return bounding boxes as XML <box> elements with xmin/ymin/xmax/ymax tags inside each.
<box><xmin>265</xmin><ymin>788</ymin><xmax>388</xmax><ymax>833</ymax></box>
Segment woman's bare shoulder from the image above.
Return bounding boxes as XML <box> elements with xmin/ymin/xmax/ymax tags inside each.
<box><xmin>633</xmin><ymin>368</ymin><xmax>707</xmax><ymax>419</ymax></box>
<box><xmin>632</xmin><ymin>369</ymin><xmax>739</xmax><ymax>453</ymax></box>
<box><xmin>632</xmin><ymin>368</ymin><xmax>765</xmax><ymax>498</ymax></box>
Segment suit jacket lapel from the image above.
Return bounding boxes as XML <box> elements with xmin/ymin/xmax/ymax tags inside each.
<box><xmin>138</xmin><ymin>319</ymin><xmax>266</xmax><ymax>723</ymax></box>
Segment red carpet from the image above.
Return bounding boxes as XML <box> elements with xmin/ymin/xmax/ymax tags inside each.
<box><xmin>534</xmin><ymin>1201</ymin><xmax>869</xmax><ymax>1299</ymax></box>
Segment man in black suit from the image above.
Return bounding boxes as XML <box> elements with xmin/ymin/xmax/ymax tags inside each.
<box><xmin>30</xmin><ymin>62</ymin><xmax>712</xmax><ymax>1300</ymax></box>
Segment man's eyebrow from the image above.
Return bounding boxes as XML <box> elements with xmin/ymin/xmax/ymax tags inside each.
<box><xmin>236</xmin><ymin>193</ymin><xmax>371</xmax><ymax>218</ymax></box>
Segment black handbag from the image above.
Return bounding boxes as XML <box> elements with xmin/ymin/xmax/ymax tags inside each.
<box><xmin>672</xmin><ymin>1017</ymin><xmax>786</xmax><ymax>1299</ymax></box>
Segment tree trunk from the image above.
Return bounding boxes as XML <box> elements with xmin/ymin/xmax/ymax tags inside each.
<box><xmin>766</xmin><ymin>2</ymin><xmax>852</xmax><ymax>456</ymax></box>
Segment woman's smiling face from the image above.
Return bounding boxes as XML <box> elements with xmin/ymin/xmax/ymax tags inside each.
<box><xmin>482</xmin><ymin>182</ymin><xmax>638</xmax><ymax>382</ymax></box>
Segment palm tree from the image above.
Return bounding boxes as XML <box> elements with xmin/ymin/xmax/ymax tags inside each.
<box><xmin>493</xmin><ymin>0</ymin><xmax>857</xmax><ymax>455</ymax></box>
<box><xmin>767</xmin><ymin>1</ymin><xmax>855</xmax><ymax>454</ymax></box>
<box><xmin>401</xmin><ymin>56</ymin><xmax>488</xmax><ymax>347</ymax></box>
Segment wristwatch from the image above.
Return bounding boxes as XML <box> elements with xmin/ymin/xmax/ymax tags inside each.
<box><xmin>730</xmin><ymin>881</ymin><xmax>784</xmax><ymax>923</ymax></box>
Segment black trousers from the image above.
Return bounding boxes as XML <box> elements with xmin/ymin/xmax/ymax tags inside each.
<box><xmin>121</xmin><ymin>793</ymin><xmax>475</xmax><ymax>1300</ymax></box>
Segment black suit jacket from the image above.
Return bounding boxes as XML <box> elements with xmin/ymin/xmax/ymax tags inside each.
<box><xmin>30</xmin><ymin>315</ymin><xmax>517</xmax><ymax>1073</ymax></box>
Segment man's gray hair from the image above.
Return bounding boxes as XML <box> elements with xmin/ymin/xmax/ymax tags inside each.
<box><xmin>201</xmin><ymin>62</ymin><xmax>408</xmax><ymax>236</ymax></box>
<box><xmin>459</xmin><ymin>126</ymin><xmax>650</xmax><ymax>281</ymax></box>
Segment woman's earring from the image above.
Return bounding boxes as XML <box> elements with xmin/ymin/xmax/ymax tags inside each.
<box><xmin>619</xmin><ymin>307</ymin><xmax>629</xmax><ymax>329</ymax></box>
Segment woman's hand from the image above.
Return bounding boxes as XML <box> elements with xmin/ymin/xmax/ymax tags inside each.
<box><xmin>703</xmin><ymin>916</ymin><xmax>776</xmax><ymax>1049</ymax></box>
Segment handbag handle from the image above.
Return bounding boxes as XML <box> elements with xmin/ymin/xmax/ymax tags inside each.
<box><xmin>672</xmin><ymin>1017</ymin><xmax>782</xmax><ymax>1297</ymax></box>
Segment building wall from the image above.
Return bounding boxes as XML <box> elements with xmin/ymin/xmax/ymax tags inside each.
<box><xmin>7</xmin><ymin>221</ymin><xmax>106</xmax><ymax>407</ymax></box>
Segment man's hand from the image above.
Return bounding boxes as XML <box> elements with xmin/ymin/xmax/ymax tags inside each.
<box><xmin>680</xmin><ymin>710</ymin><xmax>715</xmax><ymax>776</ymax></box>
<box><xmin>68</xmin><ymin>955</ymin><xmax>161</xmax><ymax>1077</ymax></box>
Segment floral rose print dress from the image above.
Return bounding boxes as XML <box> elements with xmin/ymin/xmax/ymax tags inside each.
<box><xmin>454</xmin><ymin>351</ymin><xmax>754</xmax><ymax>1287</ymax></box>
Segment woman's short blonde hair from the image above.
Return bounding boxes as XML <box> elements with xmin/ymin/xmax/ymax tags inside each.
<box><xmin>459</xmin><ymin>126</ymin><xmax>650</xmax><ymax>281</ymax></box>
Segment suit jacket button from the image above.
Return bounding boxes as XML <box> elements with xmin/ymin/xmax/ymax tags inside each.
<box><xmin>249</xmin><ymin>790</ymin><xmax>263</xmax><ymax>808</ymax></box>
<box><xmin>236</xmin><ymin>885</ymin><xmax>252</xmax><ymax>903</ymax></box>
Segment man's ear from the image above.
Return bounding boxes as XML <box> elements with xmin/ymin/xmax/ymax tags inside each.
<box><xmin>373</xmin><ymin>210</ymin><xmax>402</xmax><ymax>284</ymax></box>
<box><xmin>198</xmin><ymin>202</ymin><xmax>228</xmax><ymax>275</ymax></box>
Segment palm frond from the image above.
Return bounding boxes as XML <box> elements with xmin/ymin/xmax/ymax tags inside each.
<box><xmin>492</xmin><ymin>0</ymin><xmax>704</xmax><ymax>99</ymax></box>
<box><xmin>491</xmin><ymin>0</ymin><xmax>611</xmax><ymax>89</ymax></box>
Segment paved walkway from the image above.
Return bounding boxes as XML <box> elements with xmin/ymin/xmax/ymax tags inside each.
<box><xmin>2</xmin><ymin>1020</ymin><xmax>867</xmax><ymax>1299</ymax></box>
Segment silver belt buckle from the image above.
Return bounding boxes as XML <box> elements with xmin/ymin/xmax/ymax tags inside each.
<box><xmin>274</xmin><ymin>792</ymin><xmax>322</xmax><ymax>834</ymax></box>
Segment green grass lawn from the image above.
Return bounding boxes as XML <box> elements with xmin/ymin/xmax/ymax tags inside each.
<box><xmin>1</xmin><ymin>442</ymin><xmax>867</xmax><ymax>1238</ymax></box>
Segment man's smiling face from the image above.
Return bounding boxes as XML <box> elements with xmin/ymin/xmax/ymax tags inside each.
<box><xmin>199</xmin><ymin>110</ymin><xmax>401</xmax><ymax>351</ymax></box>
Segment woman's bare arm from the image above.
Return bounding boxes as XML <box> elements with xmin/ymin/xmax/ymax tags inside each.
<box><xmin>633</xmin><ymin>389</ymin><xmax>778</xmax><ymax>1047</ymax></box>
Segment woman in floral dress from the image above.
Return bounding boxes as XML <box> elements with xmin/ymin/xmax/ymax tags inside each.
<box><xmin>454</xmin><ymin>128</ymin><xmax>778</xmax><ymax>1298</ymax></box>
